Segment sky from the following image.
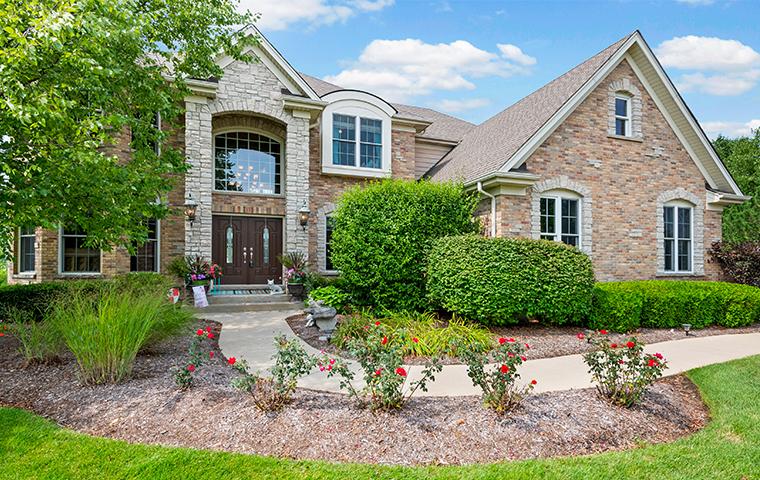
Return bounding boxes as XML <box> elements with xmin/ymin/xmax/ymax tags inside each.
<box><xmin>240</xmin><ymin>0</ymin><xmax>760</xmax><ymax>138</ymax></box>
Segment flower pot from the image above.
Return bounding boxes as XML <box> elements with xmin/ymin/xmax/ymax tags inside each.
<box><xmin>288</xmin><ymin>283</ymin><xmax>305</xmax><ymax>299</ymax></box>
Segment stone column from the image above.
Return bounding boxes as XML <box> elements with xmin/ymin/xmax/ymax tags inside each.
<box><xmin>284</xmin><ymin>110</ymin><xmax>311</xmax><ymax>257</ymax></box>
<box><xmin>184</xmin><ymin>97</ymin><xmax>214</xmax><ymax>260</ymax></box>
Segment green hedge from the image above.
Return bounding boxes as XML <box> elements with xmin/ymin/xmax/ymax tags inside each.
<box><xmin>589</xmin><ymin>280</ymin><xmax>760</xmax><ymax>331</ymax></box>
<box><xmin>426</xmin><ymin>235</ymin><xmax>596</xmax><ymax>326</ymax></box>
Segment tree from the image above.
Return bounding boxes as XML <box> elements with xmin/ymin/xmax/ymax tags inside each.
<box><xmin>713</xmin><ymin>129</ymin><xmax>760</xmax><ymax>244</ymax></box>
<box><xmin>0</xmin><ymin>0</ymin><xmax>255</xmax><ymax>256</ymax></box>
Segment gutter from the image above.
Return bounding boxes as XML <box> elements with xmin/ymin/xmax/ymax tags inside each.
<box><xmin>477</xmin><ymin>181</ymin><xmax>497</xmax><ymax>237</ymax></box>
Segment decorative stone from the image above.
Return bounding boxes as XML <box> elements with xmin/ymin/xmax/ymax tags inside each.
<box><xmin>304</xmin><ymin>299</ymin><xmax>338</xmax><ymax>334</ymax></box>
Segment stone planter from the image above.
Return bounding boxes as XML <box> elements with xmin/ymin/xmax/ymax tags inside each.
<box><xmin>288</xmin><ymin>283</ymin><xmax>305</xmax><ymax>299</ymax></box>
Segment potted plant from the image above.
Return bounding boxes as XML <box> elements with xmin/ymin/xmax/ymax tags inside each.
<box><xmin>182</xmin><ymin>256</ymin><xmax>223</xmax><ymax>294</ymax></box>
<box><xmin>279</xmin><ymin>251</ymin><xmax>307</xmax><ymax>299</ymax></box>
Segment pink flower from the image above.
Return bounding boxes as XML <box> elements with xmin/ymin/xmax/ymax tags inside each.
<box><xmin>395</xmin><ymin>367</ymin><xmax>407</xmax><ymax>377</ymax></box>
<box><xmin>576</xmin><ymin>332</ymin><xmax>585</xmax><ymax>340</ymax></box>
<box><xmin>187</xmin><ymin>364</ymin><xmax>196</xmax><ymax>372</ymax></box>
<box><xmin>319</xmin><ymin>366</ymin><xmax>326</xmax><ymax>372</ymax></box>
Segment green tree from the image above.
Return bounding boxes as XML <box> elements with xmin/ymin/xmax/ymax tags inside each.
<box><xmin>713</xmin><ymin>129</ymin><xmax>760</xmax><ymax>244</ymax></box>
<box><xmin>0</xmin><ymin>0</ymin><xmax>255</xmax><ymax>256</ymax></box>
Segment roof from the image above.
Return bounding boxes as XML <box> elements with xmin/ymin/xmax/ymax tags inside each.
<box><xmin>428</xmin><ymin>33</ymin><xmax>633</xmax><ymax>183</ymax></box>
<box><xmin>299</xmin><ymin>73</ymin><xmax>475</xmax><ymax>143</ymax></box>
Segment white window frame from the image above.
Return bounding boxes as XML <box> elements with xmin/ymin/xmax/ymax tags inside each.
<box><xmin>58</xmin><ymin>226</ymin><xmax>102</xmax><ymax>275</ymax></box>
<box><xmin>17</xmin><ymin>227</ymin><xmax>36</xmax><ymax>274</ymax></box>
<box><xmin>614</xmin><ymin>93</ymin><xmax>631</xmax><ymax>137</ymax></box>
<box><xmin>663</xmin><ymin>200</ymin><xmax>693</xmax><ymax>274</ymax></box>
<box><xmin>539</xmin><ymin>192</ymin><xmax>582</xmax><ymax>248</ymax></box>
<box><xmin>130</xmin><ymin>219</ymin><xmax>161</xmax><ymax>273</ymax></box>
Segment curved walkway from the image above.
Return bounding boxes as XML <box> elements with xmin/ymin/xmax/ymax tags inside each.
<box><xmin>208</xmin><ymin>310</ymin><xmax>760</xmax><ymax>397</ymax></box>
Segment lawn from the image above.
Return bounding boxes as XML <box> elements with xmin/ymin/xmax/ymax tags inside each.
<box><xmin>1</xmin><ymin>356</ymin><xmax>758</xmax><ymax>480</ymax></box>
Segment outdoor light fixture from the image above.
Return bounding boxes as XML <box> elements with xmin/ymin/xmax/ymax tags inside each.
<box><xmin>682</xmin><ymin>323</ymin><xmax>691</xmax><ymax>336</ymax></box>
<box><xmin>183</xmin><ymin>193</ymin><xmax>198</xmax><ymax>226</ymax></box>
<box><xmin>298</xmin><ymin>201</ymin><xmax>310</xmax><ymax>231</ymax></box>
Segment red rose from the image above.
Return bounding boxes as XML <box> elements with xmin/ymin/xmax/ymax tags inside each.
<box><xmin>626</xmin><ymin>341</ymin><xmax>635</xmax><ymax>348</ymax></box>
<box><xmin>395</xmin><ymin>367</ymin><xmax>407</xmax><ymax>377</ymax></box>
<box><xmin>0</xmin><ymin>333</ymin><xmax>4</xmax><ymax>337</ymax></box>
<box><xmin>576</xmin><ymin>332</ymin><xmax>585</xmax><ymax>340</ymax></box>
<box><xmin>531</xmin><ymin>379</ymin><xmax>537</xmax><ymax>385</ymax></box>
<box><xmin>508</xmin><ymin>338</ymin><xmax>515</xmax><ymax>343</ymax></box>
<box><xmin>521</xmin><ymin>356</ymin><xmax>527</xmax><ymax>361</ymax></box>
<box><xmin>375</xmin><ymin>321</ymin><xmax>381</xmax><ymax>326</ymax></box>
<box><xmin>508</xmin><ymin>352</ymin><xmax>515</xmax><ymax>358</ymax></box>
<box><xmin>381</xmin><ymin>336</ymin><xmax>388</xmax><ymax>345</ymax></box>
<box><xmin>525</xmin><ymin>343</ymin><xmax>530</xmax><ymax>350</ymax></box>
<box><xmin>500</xmin><ymin>364</ymin><xmax>509</xmax><ymax>374</ymax></box>
<box><xmin>196</xmin><ymin>329</ymin><xmax>204</xmax><ymax>336</ymax></box>
<box><xmin>329</xmin><ymin>358</ymin><xmax>335</xmax><ymax>365</ymax></box>
<box><xmin>619</xmin><ymin>359</ymin><xmax>625</xmax><ymax>364</ymax></box>
<box><xmin>599</xmin><ymin>330</ymin><xmax>608</xmax><ymax>335</ymax></box>
<box><xmin>363</xmin><ymin>325</ymin><xmax>370</xmax><ymax>331</ymax></box>
<box><xmin>209</xmin><ymin>351</ymin><xmax>215</xmax><ymax>358</ymax></box>
<box><xmin>654</xmin><ymin>353</ymin><xmax>663</xmax><ymax>360</ymax></box>
<box><xmin>187</xmin><ymin>364</ymin><xmax>195</xmax><ymax>372</ymax></box>
<box><xmin>412</xmin><ymin>337</ymin><xmax>419</xmax><ymax>344</ymax></box>
<box><xmin>205</xmin><ymin>326</ymin><xmax>212</xmax><ymax>333</ymax></box>
<box><xmin>610</xmin><ymin>343</ymin><xmax>617</xmax><ymax>348</ymax></box>
<box><xmin>228</xmin><ymin>357</ymin><xmax>236</xmax><ymax>365</ymax></box>
<box><xmin>498</xmin><ymin>337</ymin><xmax>506</xmax><ymax>345</ymax></box>
<box><xmin>648</xmin><ymin>359</ymin><xmax>658</xmax><ymax>367</ymax></box>
<box><xmin>327</xmin><ymin>365</ymin><xmax>333</xmax><ymax>371</ymax></box>
<box><xmin>319</xmin><ymin>366</ymin><xmax>325</xmax><ymax>372</ymax></box>
<box><xmin>207</xmin><ymin>333</ymin><xmax>214</xmax><ymax>339</ymax></box>
<box><xmin>375</xmin><ymin>368</ymin><xmax>382</xmax><ymax>376</ymax></box>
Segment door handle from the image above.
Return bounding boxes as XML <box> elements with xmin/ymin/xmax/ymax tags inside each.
<box><xmin>242</xmin><ymin>246</ymin><xmax>247</xmax><ymax>264</ymax></box>
<box><xmin>248</xmin><ymin>246</ymin><xmax>254</xmax><ymax>268</ymax></box>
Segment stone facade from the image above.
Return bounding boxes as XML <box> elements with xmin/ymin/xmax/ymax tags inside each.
<box><xmin>484</xmin><ymin>59</ymin><xmax>723</xmax><ymax>281</ymax></box>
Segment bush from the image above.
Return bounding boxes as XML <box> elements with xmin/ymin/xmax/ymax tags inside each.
<box><xmin>331</xmin><ymin>179</ymin><xmax>479</xmax><ymax>311</ymax></box>
<box><xmin>710</xmin><ymin>241</ymin><xmax>760</xmax><ymax>287</ymax></box>
<box><xmin>582</xmin><ymin>333</ymin><xmax>667</xmax><ymax>407</ymax></box>
<box><xmin>427</xmin><ymin>235</ymin><xmax>595</xmax><ymax>326</ymax></box>
<box><xmin>590</xmin><ymin>280</ymin><xmax>760</xmax><ymax>331</ymax></box>
<box><xmin>307</xmin><ymin>286</ymin><xmax>352</xmax><ymax>314</ymax></box>
<box><xmin>6</xmin><ymin>307</ymin><xmax>64</xmax><ymax>364</ymax></box>
<box><xmin>0</xmin><ymin>280</ymin><xmax>104</xmax><ymax>322</ymax></box>
<box><xmin>174</xmin><ymin>326</ymin><xmax>216</xmax><ymax>390</ymax></box>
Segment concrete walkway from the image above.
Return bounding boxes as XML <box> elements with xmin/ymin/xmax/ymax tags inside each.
<box><xmin>209</xmin><ymin>310</ymin><xmax>760</xmax><ymax>397</ymax></box>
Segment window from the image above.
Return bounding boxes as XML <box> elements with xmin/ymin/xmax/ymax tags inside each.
<box><xmin>130</xmin><ymin>219</ymin><xmax>159</xmax><ymax>272</ymax></box>
<box><xmin>325</xmin><ymin>216</ymin><xmax>335</xmax><ymax>271</ymax></box>
<box><xmin>214</xmin><ymin>131</ymin><xmax>281</xmax><ymax>195</ymax></box>
<box><xmin>17</xmin><ymin>227</ymin><xmax>35</xmax><ymax>273</ymax></box>
<box><xmin>663</xmin><ymin>204</ymin><xmax>692</xmax><ymax>272</ymax></box>
<box><xmin>615</xmin><ymin>95</ymin><xmax>631</xmax><ymax>137</ymax></box>
<box><xmin>540</xmin><ymin>196</ymin><xmax>580</xmax><ymax>247</ymax></box>
<box><xmin>332</xmin><ymin>113</ymin><xmax>383</xmax><ymax>169</ymax></box>
<box><xmin>60</xmin><ymin>225</ymin><xmax>100</xmax><ymax>273</ymax></box>
<box><xmin>131</xmin><ymin>112</ymin><xmax>161</xmax><ymax>155</ymax></box>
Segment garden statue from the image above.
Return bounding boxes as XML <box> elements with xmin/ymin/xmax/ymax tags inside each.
<box><xmin>304</xmin><ymin>299</ymin><xmax>338</xmax><ymax>338</ymax></box>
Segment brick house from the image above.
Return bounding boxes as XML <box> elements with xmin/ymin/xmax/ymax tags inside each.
<box><xmin>6</xmin><ymin>29</ymin><xmax>748</xmax><ymax>285</ymax></box>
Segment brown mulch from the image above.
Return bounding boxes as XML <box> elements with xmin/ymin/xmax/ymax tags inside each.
<box><xmin>288</xmin><ymin>313</ymin><xmax>760</xmax><ymax>364</ymax></box>
<box><xmin>0</xmin><ymin>321</ymin><xmax>710</xmax><ymax>466</ymax></box>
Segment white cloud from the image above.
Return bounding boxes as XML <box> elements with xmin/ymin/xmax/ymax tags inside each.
<box><xmin>497</xmin><ymin>44</ymin><xmax>537</xmax><ymax>66</ymax></box>
<box><xmin>701</xmin><ymin>119</ymin><xmax>760</xmax><ymax>138</ymax></box>
<box><xmin>245</xmin><ymin>0</ymin><xmax>392</xmax><ymax>31</ymax></box>
<box><xmin>433</xmin><ymin>98</ymin><xmax>491</xmax><ymax>113</ymax></box>
<box><xmin>677</xmin><ymin>70</ymin><xmax>760</xmax><ymax>95</ymax></box>
<box><xmin>655</xmin><ymin>36</ymin><xmax>760</xmax><ymax>71</ymax></box>
<box><xmin>324</xmin><ymin>38</ymin><xmax>536</xmax><ymax>102</ymax></box>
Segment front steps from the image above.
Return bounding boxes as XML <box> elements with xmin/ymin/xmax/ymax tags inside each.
<box><xmin>196</xmin><ymin>285</ymin><xmax>304</xmax><ymax>314</ymax></box>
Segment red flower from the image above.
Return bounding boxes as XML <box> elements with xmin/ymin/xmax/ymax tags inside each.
<box><xmin>227</xmin><ymin>357</ymin><xmax>236</xmax><ymax>365</ymax></box>
<box><xmin>531</xmin><ymin>379</ymin><xmax>537</xmax><ymax>385</ymax></box>
<box><xmin>525</xmin><ymin>343</ymin><xmax>530</xmax><ymax>350</ymax></box>
<box><xmin>648</xmin><ymin>359</ymin><xmax>658</xmax><ymax>367</ymax></box>
<box><xmin>363</xmin><ymin>325</ymin><xmax>370</xmax><ymax>331</ymax></box>
<box><xmin>207</xmin><ymin>333</ymin><xmax>215</xmax><ymax>339</ymax></box>
<box><xmin>508</xmin><ymin>352</ymin><xmax>515</xmax><ymax>358</ymax></box>
<box><xmin>381</xmin><ymin>336</ymin><xmax>388</xmax><ymax>345</ymax></box>
<box><xmin>395</xmin><ymin>367</ymin><xmax>407</xmax><ymax>377</ymax></box>
<box><xmin>599</xmin><ymin>330</ymin><xmax>608</xmax><ymax>335</ymax></box>
<box><xmin>196</xmin><ymin>329</ymin><xmax>204</xmax><ymax>336</ymax></box>
<box><xmin>508</xmin><ymin>338</ymin><xmax>515</xmax><ymax>343</ymax></box>
<box><xmin>619</xmin><ymin>359</ymin><xmax>625</xmax><ymax>364</ymax></box>
<box><xmin>319</xmin><ymin>366</ymin><xmax>326</xmax><ymax>372</ymax></box>
<box><xmin>412</xmin><ymin>337</ymin><xmax>419</xmax><ymax>344</ymax></box>
<box><xmin>327</xmin><ymin>365</ymin><xmax>333</xmax><ymax>371</ymax></box>
<box><xmin>520</xmin><ymin>356</ymin><xmax>527</xmax><ymax>361</ymax></box>
<box><xmin>626</xmin><ymin>341</ymin><xmax>635</xmax><ymax>349</ymax></box>
<box><xmin>375</xmin><ymin>321</ymin><xmax>381</xmax><ymax>326</ymax></box>
<box><xmin>187</xmin><ymin>364</ymin><xmax>196</xmax><ymax>372</ymax></box>
<box><xmin>375</xmin><ymin>368</ymin><xmax>383</xmax><ymax>376</ymax></box>
<box><xmin>576</xmin><ymin>332</ymin><xmax>585</xmax><ymax>340</ymax></box>
<box><xmin>205</xmin><ymin>326</ymin><xmax>212</xmax><ymax>333</ymax></box>
<box><xmin>498</xmin><ymin>337</ymin><xmax>506</xmax><ymax>345</ymax></box>
<box><xmin>500</xmin><ymin>364</ymin><xmax>509</xmax><ymax>374</ymax></box>
<box><xmin>209</xmin><ymin>351</ymin><xmax>215</xmax><ymax>358</ymax></box>
<box><xmin>654</xmin><ymin>353</ymin><xmax>664</xmax><ymax>360</ymax></box>
<box><xmin>610</xmin><ymin>343</ymin><xmax>618</xmax><ymax>348</ymax></box>
<box><xmin>0</xmin><ymin>333</ymin><xmax>4</xmax><ymax>337</ymax></box>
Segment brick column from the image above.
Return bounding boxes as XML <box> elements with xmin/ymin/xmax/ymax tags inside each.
<box><xmin>184</xmin><ymin>98</ymin><xmax>213</xmax><ymax>259</ymax></box>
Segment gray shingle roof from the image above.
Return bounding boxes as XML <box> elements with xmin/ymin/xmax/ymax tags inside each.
<box><xmin>428</xmin><ymin>33</ymin><xmax>634</xmax><ymax>183</ymax></box>
<box><xmin>299</xmin><ymin>73</ymin><xmax>475</xmax><ymax>143</ymax></box>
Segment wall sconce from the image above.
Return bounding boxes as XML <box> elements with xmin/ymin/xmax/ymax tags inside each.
<box><xmin>183</xmin><ymin>194</ymin><xmax>198</xmax><ymax>226</ymax></box>
<box><xmin>298</xmin><ymin>201</ymin><xmax>310</xmax><ymax>231</ymax></box>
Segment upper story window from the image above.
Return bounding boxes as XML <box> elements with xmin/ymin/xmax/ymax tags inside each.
<box><xmin>60</xmin><ymin>225</ymin><xmax>100</xmax><ymax>274</ymax></box>
<box><xmin>331</xmin><ymin>114</ymin><xmax>383</xmax><ymax>169</ymax></box>
<box><xmin>214</xmin><ymin>131</ymin><xmax>281</xmax><ymax>195</ymax></box>
<box><xmin>663</xmin><ymin>202</ymin><xmax>692</xmax><ymax>273</ymax></box>
<box><xmin>130</xmin><ymin>219</ymin><xmax>159</xmax><ymax>272</ymax></box>
<box><xmin>18</xmin><ymin>226</ymin><xmax>35</xmax><ymax>273</ymax></box>
<box><xmin>615</xmin><ymin>95</ymin><xmax>631</xmax><ymax>137</ymax></box>
<box><xmin>540</xmin><ymin>194</ymin><xmax>581</xmax><ymax>248</ymax></box>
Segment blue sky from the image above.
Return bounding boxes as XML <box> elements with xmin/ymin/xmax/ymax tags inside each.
<box><xmin>244</xmin><ymin>0</ymin><xmax>760</xmax><ymax>137</ymax></box>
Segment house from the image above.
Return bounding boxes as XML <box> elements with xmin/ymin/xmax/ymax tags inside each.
<box><xmin>6</xmin><ymin>29</ymin><xmax>748</xmax><ymax>285</ymax></box>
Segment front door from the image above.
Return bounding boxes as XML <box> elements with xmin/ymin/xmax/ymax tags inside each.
<box><xmin>212</xmin><ymin>216</ymin><xmax>283</xmax><ymax>285</ymax></box>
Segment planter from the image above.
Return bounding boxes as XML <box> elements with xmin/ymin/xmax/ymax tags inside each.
<box><xmin>288</xmin><ymin>283</ymin><xmax>305</xmax><ymax>299</ymax></box>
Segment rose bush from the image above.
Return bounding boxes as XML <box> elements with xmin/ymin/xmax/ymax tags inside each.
<box><xmin>581</xmin><ymin>331</ymin><xmax>667</xmax><ymax>407</ymax></box>
<box><xmin>174</xmin><ymin>326</ymin><xmax>215</xmax><ymax>389</ymax></box>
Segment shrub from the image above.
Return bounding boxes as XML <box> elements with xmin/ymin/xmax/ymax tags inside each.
<box><xmin>49</xmin><ymin>290</ymin><xmax>171</xmax><ymax>384</ymax></box>
<box><xmin>321</xmin><ymin>322</ymin><xmax>442</xmax><ymax>411</ymax></box>
<box><xmin>0</xmin><ymin>280</ymin><xmax>104</xmax><ymax>322</ymax></box>
<box><xmin>458</xmin><ymin>337</ymin><xmax>536</xmax><ymax>414</ymax></box>
<box><xmin>307</xmin><ymin>286</ymin><xmax>352</xmax><ymax>314</ymax></box>
<box><xmin>6</xmin><ymin>307</ymin><xmax>64</xmax><ymax>364</ymax></box>
<box><xmin>590</xmin><ymin>281</ymin><xmax>760</xmax><ymax>330</ymax></box>
<box><xmin>174</xmin><ymin>326</ymin><xmax>216</xmax><ymax>390</ymax></box>
<box><xmin>427</xmin><ymin>235</ymin><xmax>595</xmax><ymax>326</ymax></box>
<box><xmin>330</xmin><ymin>179</ymin><xmax>479</xmax><ymax>311</ymax></box>
<box><xmin>582</xmin><ymin>333</ymin><xmax>667</xmax><ymax>407</ymax></box>
<box><xmin>710</xmin><ymin>241</ymin><xmax>760</xmax><ymax>287</ymax></box>
<box><xmin>231</xmin><ymin>336</ymin><xmax>317</xmax><ymax>411</ymax></box>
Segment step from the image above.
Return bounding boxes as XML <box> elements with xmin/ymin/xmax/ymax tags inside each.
<box><xmin>196</xmin><ymin>301</ymin><xmax>303</xmax><ymax>314</ymax></box>
<box><xmin>208</xmin><ymin>293</ymin><xmax>293</xmax><ymax>305</ymax></box>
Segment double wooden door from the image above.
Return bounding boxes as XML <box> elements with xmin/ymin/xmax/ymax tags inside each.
<box><xmin>212</xmin><ymin>216</ymin><xmax>283</xmax><ymax>285</ymax></box>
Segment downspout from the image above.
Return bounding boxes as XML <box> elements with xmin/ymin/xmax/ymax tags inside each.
<box><xmin>476</xmin><ymin>181</ymin><xmax>497</xmax><ymax>237</ymax></box>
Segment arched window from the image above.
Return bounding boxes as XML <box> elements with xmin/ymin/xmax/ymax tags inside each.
<box><xmin>214</xmin><ymin>131</ymin><xmax>281</xmax><ymax>195</ymax></box>
<box><xmin>607</xmin><ymin>79</ymin><xmax>642</xmax><ymax>140</ymax></box>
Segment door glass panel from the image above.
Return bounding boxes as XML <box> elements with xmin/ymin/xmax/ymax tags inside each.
<box><xmin>263</xmin><ymin>225</ymin><xmax>270</xmax><ymax>264</ymax></box>
<box><xmin>225</xmin><ymin>226</ymin><xmax>234</xmax><ymax>264</ymax></box>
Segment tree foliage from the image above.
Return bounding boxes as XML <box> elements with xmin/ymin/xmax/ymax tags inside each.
<box><xmin>0</xmin><ymin>0</ymin><xmax>255</xmax><ymax>256</ymax></box>
<box><xmin>713</xmin><ymin>129</ymin><xmax>760</xmax><ymax>244</ymax></box>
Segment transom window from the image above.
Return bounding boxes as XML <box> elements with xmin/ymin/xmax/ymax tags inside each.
<box><xmin>214</xmin><ymin>131</ymin><xmax>281</xmax><ymax>195</ymax></box>
<box><xmin>60</xmin><ymin>225</ymin><xmax>100</xmax><ymax>273</ymax></box>
<box><xmin>615</xmin><ymin>94</ymin><xmax>631</xmax><ymax>137</ymax></box>
<box><xmin>18</xmin><ymin>227</ymin><xmax>35</xmax><ymax>273</ymax></box>
<box><xmin>540</xmin><ymin>195</ymin><xmax>580</xmax><ymax>247</ymax></box>
<box><xmin>663</xmin><ymin>203</ymin><xmax>692</xmax><ymax>272</ymax></box>
<box><xmin>332</xmin><ymin>113</ymin><xmax>383</xmax><ymax>169</ymax></box>
<box><xmin>130</xmin><ymin>219</ymin><xmax>159</xmax><ymax>272</ymax></box>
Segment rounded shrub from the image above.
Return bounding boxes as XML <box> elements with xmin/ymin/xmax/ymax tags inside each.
<box><xmin>588</xmin><ymin>284</ymin><xmax>644</xmax><ymax>332</ymax></box>
<box><xmin>426</xmin><ymin>235</ymin><xmax>596</xmax><ymax>326</ymax></box>
<box><xmin>330</xmin><ymin>179</ymin><xmax>479</xmax><ymax>312</ymax></box>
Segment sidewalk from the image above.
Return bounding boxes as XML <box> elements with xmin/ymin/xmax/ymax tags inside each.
<box><xmin>209</xmin><ymin>310</ymin><xmax>760</xmax><ymax>396</ymax></box>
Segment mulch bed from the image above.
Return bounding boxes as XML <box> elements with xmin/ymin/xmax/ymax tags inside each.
<box><xmin>0</xmin><ymin>320</ymin><xmax>710</xmax><ymax>466</ymax></box>
<box><xmin>288</xmin><ymin>313</ymin><xmax>760</xmax><ymax>364</ymax></box>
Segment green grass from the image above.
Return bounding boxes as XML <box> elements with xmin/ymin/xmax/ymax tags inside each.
<box><xmin>1</xmin><ymin>356</ymin><xmax>758</xmax><ymax>479</ymax></box>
